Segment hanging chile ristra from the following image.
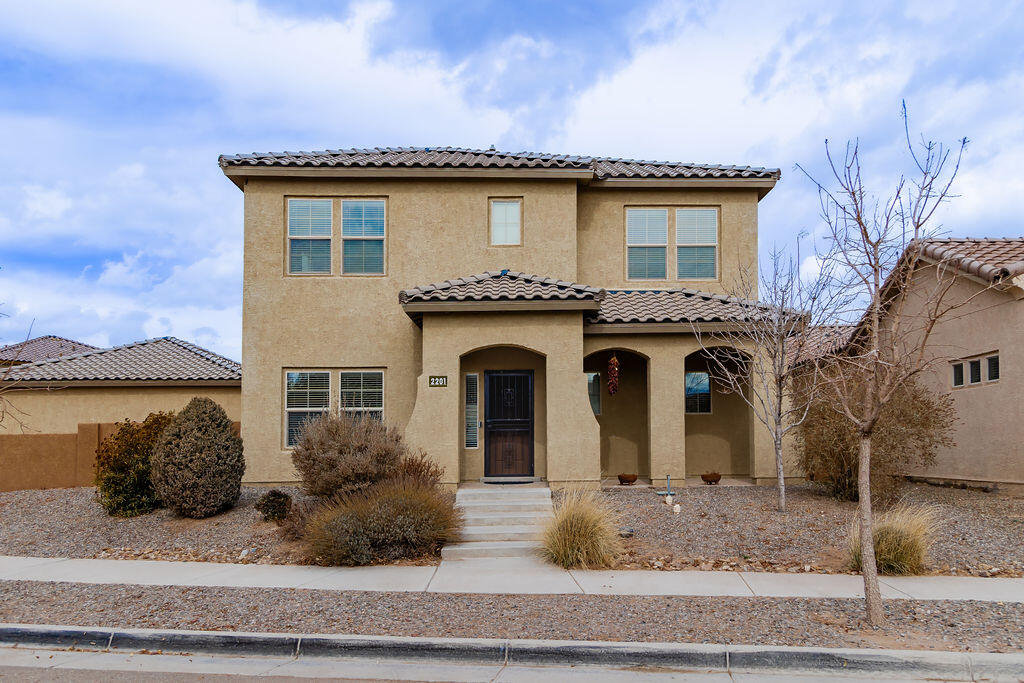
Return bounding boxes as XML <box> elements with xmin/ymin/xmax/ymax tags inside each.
<box><xmin>607</xmin><ymin>353</ymin><xmax>620</xmax><ymax>396</ymax></box>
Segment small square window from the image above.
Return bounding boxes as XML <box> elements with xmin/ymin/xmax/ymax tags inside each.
<box><xmin>685</xmin><ymin>371</ymin><xmax>711</xmax><ymax>414</ymax></box>
<box><xmin>952</xmin><ymin>363</ymin><xmax>964</xmax><ymax>387</ymax></box>
<box><xmin>586</xmin><ymin>372</ymin><xmax>601</xmax><ymax>416</ymax></box>
<box><xmin>969</xmin><ymin>359</ymin><xmax>982</xmax><ymax>384</ymax></box>
<box><xmin>987</xmin><ymin>355</ymin><xmax>1000</xmax><ymax>381</ymax></box>
<box><xmin>490</xmin><ymin>199</ymin><xmax>522</xmax><ymax>245</ymax></box>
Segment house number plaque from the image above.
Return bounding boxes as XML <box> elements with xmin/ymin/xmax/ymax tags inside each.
<box><xmin>428</xmin><ymin>375</ymin><xmax>448</xmax><ymax>387</ymax></box>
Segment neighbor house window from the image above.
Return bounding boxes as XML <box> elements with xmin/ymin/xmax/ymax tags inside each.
<box><xmin>285</xmin><ymin>371</ymin><xmax>330</xmax><ymax>446</ymax></box>
<box><xmin>685</xmin><ymin>371</ymin><xmax>711</xmax><ymax>414</ymax></box>
<box><xmin>952</xmin><ymin>363</ymin><xmax>964</xmax><ymax>387</ymax></box>
<box><xmin>464</xmin><ymin>373</ymin><xmax>479</xmax><ymax>448</ymax></box>
<box><xmin>288</xmin><ymin>199</ymin><xmax>332</xmax><ymax>274</ymax></box>
<box><xmin>340</xmin><ymin>370</ymin><xmax>384</xmax><ymax>419</ymax></box>
<box><xmin>677</xmin><ymin>208</ymin><xmax>718</xmax><ymax>279</ymax></box>
<box><xmin>490</xmin><ymin>199</ymin><xmax>522</xmax><ymax>246</ymax></box>
<box><xmin>626</xmin><ymin>208</ymin><xmax>667</xmax><ymax>279</ymax></box>
<box><xmin>341</xmin><ymin>200</ymin><xmax>385</xmax><ymax>274</ymax></box>
<box><xmin>586</xmin><ymin>371</ymin><xmax>601</xmax><ymax>416</ymax></box>
<box><xmin>969</xmin><ymin>359</ymin><xmax>982</xmax><ymax>384</ymax></box>
<box><xmin>987</xmin><ymin>354</ymin><xmax>1000</xmax><ymax>381</ymax></box>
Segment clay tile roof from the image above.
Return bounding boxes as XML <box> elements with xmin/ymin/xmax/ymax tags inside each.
<box><xmin>917</xmin><ymin>237</ymin><xmax>1024</xmax><ymax>282</ymax></box>
<box><xmin>399</xmin><ymin>270</ymin><xmax>604</xmax><ymax>305</ymax></box>
<box><xmin>788</xmin><ymin>324</ymin><xmax>857</xmax><ymax>366</ymax></box>
<box><xmin>588</xmin><ymin>289</ymin><xmax>770</xmax><ymax>324</ymax></box>
<box><xmin>3</xmin><ymin>337</ymin><xmax>241</xmax><ymax>383</ymax></box>
<box><xmin>0</xmin><ymin>335</ymin><xmax>100</xmax><ymax>363</ymax></box>
<box><xmin>218</xmin><ymin>146</ymin><xmax>780</xmax><ymax>181</ymax></box>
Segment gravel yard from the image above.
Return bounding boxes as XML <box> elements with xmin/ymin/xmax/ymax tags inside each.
<box><xmin>606</xmin><ymin>483</ymin><xmax>1024</xmax><ymax>577</ymax></box>
<box><xmin>0</xmin><ymin>486</ymin><xmax>310</xmax><ymax>565</ymax></box>
<box><xmin>1</xmin><ymin>580</ymin><xmax>1021</xmax><ymax>653</ymax></box>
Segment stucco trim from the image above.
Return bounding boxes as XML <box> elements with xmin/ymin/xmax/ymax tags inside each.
<box><xmin>584</xmin><ymin>322</ymin><xmax>750</xmax><ymax>334</ymax></box>
<box><xmin>403</xmin><ymin>300</ymin><xmax>600</xmax><ymax>313</ymax></box>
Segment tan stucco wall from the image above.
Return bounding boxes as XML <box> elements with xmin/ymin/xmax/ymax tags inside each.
<box><xmin>459</xmin><ymin>347</ymin><xmax>547</xmax><ymax>481</ymax></box>
<box><xmin>5</xmin><ymin>385</ymin><xmax>241</xmax><ymax>435</ymax></box>
<box><xmin>583</xmin><ymin>349</ymin><xmax>650</xmax><ymax>477</ymax></box>
<box><xmin>576</xmin><ymin>187</ymin><xmax>760</xmax><ymax>293</ymax></box>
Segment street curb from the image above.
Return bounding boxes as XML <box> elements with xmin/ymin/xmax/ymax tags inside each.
<box><xmin>2</xmin><ymin>623</ymin><xmax>1022</xmax><ymax>679</ymax></box>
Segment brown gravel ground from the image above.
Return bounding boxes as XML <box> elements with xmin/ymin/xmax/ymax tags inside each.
<box><xmin>605</xmin><ymin>482</ymin><xmax>1024</xmax><ymax>577</ymax></box>
<box><xmin>1</xmin><ymin>580</ymin><xmax>1022</xmax><ymax>653</ymax></box>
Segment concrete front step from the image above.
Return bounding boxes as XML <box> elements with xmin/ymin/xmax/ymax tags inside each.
<box><xmin>460</xmin><ymin>512</ymin><xmax>553</xmax><ymax>526</ymax></box>
<box><xmin>455</xmin><ymin>488</ymin><xmax>551</xmax><ymax>503</ymax></box>
<box><xmin>461</xmin><ymin>525</ymin><xmax>545</xmax><ymax>542</ymax></box>
<box><xmin>441</xmin><ymin>541</ymin><xmax>540</xmax><ymax>560</ymax></box>
<box><xmin>457</xmin><ymin>500</ymin><xmax>553</xmax><ymax>514</ymax></box>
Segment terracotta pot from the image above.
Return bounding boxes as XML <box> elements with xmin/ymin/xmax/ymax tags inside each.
<box><xmin>617</xmin><ymin>473</ymin><xmax>638</xmax><ymax>485</ymax></box>
<box><xmin>701</xmin><ymin>472</ymin><xmax>722</xmax><ymax>485</ymax></box>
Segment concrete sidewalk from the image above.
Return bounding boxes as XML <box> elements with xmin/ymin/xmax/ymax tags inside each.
<box><xmin>3</xmin><ymin>554</ymin><xmax>1023</xmax><ymax>602</ymax></box>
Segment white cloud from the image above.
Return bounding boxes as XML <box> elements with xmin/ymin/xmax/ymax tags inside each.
<box><xmin>22</xmin><ymin>185</ymin><xmax>73</xmax><ymax>221</ymax></box>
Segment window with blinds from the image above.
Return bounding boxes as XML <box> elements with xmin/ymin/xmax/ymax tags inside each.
<box><xmin>288</xmin><ymin>199</ymin><xmax>332</xmax><ymax>274</ymax></box>
<box><xmin>586</xmin><ymin>371</ymin><xmax>601</xmax><ymax>416</ymax></box>
<box><xmin>685</xmin><ymin>371</ymin><xmax>711</xmax><ymax>414</ymax></box>
<box><xmin>987</xmin><ymin>354</ymin><xmax>1000</xmax><ymax>381</ymax></box>
<box><xmin>677</xmin><ymin>208</ymin><xmax>718</xmax><ymax>279</ymax></box>
<box><xmin>342</xmin><ymin>200</ymin><xmax>385</xmax><ymax>274</ymax></box>
<box><xmin>626</xmin><ymin>208</ymin><xmax>667</xmax><ymax>279</ymax></box>
<box><xmin>490</xmin><ymin>199</ymin><xmax>522</xmax><ymax>245</ymax></box>
<box><xmin>340</xmin><ymin>370</ymin><xmax>384</xmax><ymax>419</ymax></box>
<box><xmin>285</xmin><ymin>371</ymin><xmax>330</xmax><ymax>446</ymax></box>
<box><xmin>464</xmin><ymin>373</ymin><xmax>479</xmax><ymax>448</ymax></box>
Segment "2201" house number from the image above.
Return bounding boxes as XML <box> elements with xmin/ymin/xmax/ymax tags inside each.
<box><xmin>428</xmin><ymin>375</ymin><xmax>448</xmax><ymax>387</ymax></box>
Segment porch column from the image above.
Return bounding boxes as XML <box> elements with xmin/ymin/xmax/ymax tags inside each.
<box><xmin>545</xmin><ymin>353</ymin><xmax>601</xmax><ymax>488</ymax></box>
<box><xmin>647</xmin><ymin>350</ymin><xmax>686</xmax><ymax>489</ymax></box>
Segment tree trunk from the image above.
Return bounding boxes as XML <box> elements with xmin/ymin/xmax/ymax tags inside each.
<box><xmin>774</xmin><ymin>433</ymin><xmax>786</xmax><ymax>512</ymax></box>
<box><xmin>858</xmin><ymin>433</ymin><xmax>884</xmax><ymax>625</ymax></box>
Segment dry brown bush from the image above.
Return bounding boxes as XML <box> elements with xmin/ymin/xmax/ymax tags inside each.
<box><xmin>849</xmin><ymin>503</ymin><xmax>941</xmax><ymax>575</ymax></box>
<box><xmin>541</xmin><ymin>488</ymin><xmax>622</xmax><ymax>569</ymax></box>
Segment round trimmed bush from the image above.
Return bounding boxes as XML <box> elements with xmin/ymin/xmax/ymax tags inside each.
<box><xmin>255</xmin><ymin>489</ymin><xmax>293</xmax><ymax>522</ymax></box>
<box><xmin>150</xmin><ymin>397</ymin><xmax>245</xmax><ymax>518</ymax></box>
<box><xmin>94</xmin><ymin>412</ymin><xmax>175</xmax><ymax>517</ymax></box>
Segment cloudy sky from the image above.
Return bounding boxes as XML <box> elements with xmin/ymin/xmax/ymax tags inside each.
<box><xmin>1</xmin><ymin>0</ymin><xmax>1021</xmax><ymax>360</ymax></box>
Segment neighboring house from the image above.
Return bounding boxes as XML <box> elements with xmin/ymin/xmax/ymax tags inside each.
<box><xmin>0</xmin><ymin>335</ymin><xmax>100</xmax><ymax>366</ymax></box>
<box><xmin>2</xmin><ymin>336</ymin><xmax>241</xmax><ymax>434</ymax></box>
<box><xmin>220</xmin><ymin>146</ymin><xmax>783</xmax><ymax>488</ymax></box>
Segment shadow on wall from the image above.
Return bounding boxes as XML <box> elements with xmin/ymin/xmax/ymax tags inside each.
<box><xmin>584</xmin><ymin>349</ymin><xmax>650</xmax><ymax>479</ymax></box>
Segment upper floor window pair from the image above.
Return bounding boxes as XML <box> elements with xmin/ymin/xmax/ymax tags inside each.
<box><xmin>288</xmin><ymin>199</ymin><xmax>385</xmax><ymax>275</ymax></box>
<box><xmin>626</xmin><ymin>208</ymin><xmax>718</xmax><ymax>281</ymax></box>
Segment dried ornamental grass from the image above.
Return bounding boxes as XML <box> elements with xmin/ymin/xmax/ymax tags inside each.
<box><xmin>848</xmin><ymin>503</ymin><xmax>941</xmax><ymax>575</ymax></box>
<box><xmin>541</xmin><ymin>488</ymin><xmax>622</xmax><ymax>569</ymax></box>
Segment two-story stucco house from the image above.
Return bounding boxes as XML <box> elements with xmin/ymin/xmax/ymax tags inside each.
<box><xmin>219</xmin><ymin>147</ymin><xmax>784</xmax><ymax>489</ymax></box>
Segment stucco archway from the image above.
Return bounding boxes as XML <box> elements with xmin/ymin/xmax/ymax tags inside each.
<box><xmin>683</xmin><ymin>347</ymin><xmax>752</xmax><ymax>477</ymax></box>
<box><xmin>583</xmin><ymin>348</ymin><xmax>650</xmax><ymax>480</ymax></box>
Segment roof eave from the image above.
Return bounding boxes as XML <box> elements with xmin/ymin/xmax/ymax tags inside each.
<box><xmin>402</xmin><ymin>299</ymin><xmax>600</xmax><ymax>315</ymax></box>
<box><xmin>587</xmin><ymin>177</ymin><xmax>779</xmax><ymax>199</ymax></box>
<box><xmin>221</xmin><ymin>165</ymin><xmax>594</xmax><ymax>189</ymax></box>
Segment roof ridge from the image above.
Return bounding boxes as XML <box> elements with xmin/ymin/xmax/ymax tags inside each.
<box><xmin>7</xmin><ymin>336</ymin><xmax>164</xmax><ymax>370</ymax></box>
<box><xmin>0</xmin><ymin>334</ymin><xmax>99</xmax><ymax>351</ymax></box>
<box><xmin>161</xmin><ymin>336</ymin><xmax>241</xmax><ymax>370</ymax></box>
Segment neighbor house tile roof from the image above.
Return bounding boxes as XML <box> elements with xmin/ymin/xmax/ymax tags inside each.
<box><xmin>219</xmin><ymin>147</ymin><xmax>780</xmax><ymax>181</ymax></box>
<box><xmin>0</xmin><ymin>335</ymin><xmax>100</xmax><ymax>364</ymax></box>
<box><xmin>587</xmin><ymin>289</ymin><xmax>769</xmax><ymax>324</ymax></box>
<box><xmin>3</xmin><ymin>337</ymin><xmax>241</xmax><ymax>383</ymax></box>
<box><xmin>917</xmin><ymin>238</ymin><xmax>1024</xmax><ymax>282</ymax></box>
<box><xmin>399</xmin><ymin>270</ymin><xmax>604</xmax><ymax>305</ymax></box>
<box><xmin>788</xmin><ymin>324</ymin><xmax>858</xmax><ymax>366</ymax></box>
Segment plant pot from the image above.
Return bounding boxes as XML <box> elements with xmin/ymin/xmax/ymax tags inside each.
<box><xmin>617</xmin><ymin>473</ymin><xmax>638</xmax><ymax>486</ymax></box>
<box><xmin>701</xmin><ymin>472</ymin><xmax>721</xmax><ymax>485</ymax></box>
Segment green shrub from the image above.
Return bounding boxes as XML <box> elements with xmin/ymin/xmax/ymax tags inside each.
<box><xmin>150</xmin><ymin>397</ymin><xmax>245</xmax><ymax>519</ymax></box>
<box><xmin>849</xmin><ymin>504</ymin><xmax>940</xmax><ymax>575</ymax></box>
<box><xmin>304</xmin><ymin>477</ymin><xmax>461</xmax><ymax>566</ymax></box>
<box><xmin>255</xmin><ymin>489</ymin><xmax>292</xmax><ymax>522</ymax></box>
<box><xmin>541</xmin><ymin>489</ymin><xmax>622</xmax><ymax>569</ymax></box>
<box><xmin>94</xmin><ymin>412</ymin><xmax>175</xmax><ymax>517</ymax></box>
<box><xmin>796</xmin><ymin>378</ymin><xmax>955</xmax><ymax>505</ymax></box>
<box><xmin>291</xmin><ymin>412</ymin><xmax>406</xmax><ymax>498</ymax></box>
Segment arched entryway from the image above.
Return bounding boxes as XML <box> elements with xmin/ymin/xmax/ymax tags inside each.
<box><xmin>583</xmin><ymin>349</ymin><xmax>650</xmax><ymax>481</ymax></box>
<box><xmin>459</xmin><ymin>345</ymin><xmax>547</xmax><ymax>481</ymax></box>
<box><xmin>683</xmin><ymin>348</ymin><xmax>752</xmax><ymax>477</ymax></box>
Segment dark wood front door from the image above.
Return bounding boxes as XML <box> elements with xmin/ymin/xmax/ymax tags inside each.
<box><xmin>484</xmin><ymin>370</ymin><xmax>534</xmax><ymax>477</ymax></box>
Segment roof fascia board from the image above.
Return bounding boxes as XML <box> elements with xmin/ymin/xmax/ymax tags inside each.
<box><xmin>223</xmin><ymin>166</ymin><xmax>594</xmax><ymax>182</ymax></box>
<box><xmin>402</xmin><ymin>300</ymin><xmax>599</xmax><ymax>314</ymax></box>
<box><xmin>587</xmin><ymin>177</ymin><xmax>777</xmax><ymax>199</ymax></box>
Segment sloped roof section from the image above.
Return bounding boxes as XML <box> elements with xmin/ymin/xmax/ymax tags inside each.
<box><xmin>917</xmin><ymin>238</ymin><xmax>1024</xmax><ymax>282</ymax></box>
<box><xmin>400</xmin><ymin>270</ymin><xmax>604</xmax><ymax>305</ymax></box>
<box><xmin>588</xmin><ymin>289</ymin><xmax>769</xmax><ymax>324</ymax></box>
<box><xmin>788</xmin><ymin>324</ymin><xmax>857</xmax><ymax>366</ymax></box>
<box><xmin>4</xmin><ymin>337</ymin><xmax>241</xmax><ymax>383</ymax></box>
<box><xmin>0</xmin><ymin>335</ymin><xmax>100</xmax><ymax>364</ymax></box>
<box><xmin>219</xmin><ymin>146</ymin><xmax>780</xmax><ymax>181</ymax></box>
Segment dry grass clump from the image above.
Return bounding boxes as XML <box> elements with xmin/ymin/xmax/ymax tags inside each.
<box><xmin>848</xmin><ymin>503</ymin><xmax>941</xmax><ymax>575</ymax></box>
<box><xmin>541</xmin><ymin>488</ymin><xmax>622</xmax><ymax>569</ymax></box>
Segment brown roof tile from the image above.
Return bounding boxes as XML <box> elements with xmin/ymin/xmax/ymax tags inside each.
<box><xmin>3</xmin><ymin>337</ymin><xmax>241</xmax><ymax>383</ymax></box>
<box><xmin>399</xmin><ymin>270</ymin><xmax>604</xmax><ymax>305</ymax></box>
<box><xmin>0</xmin><ymin>335</ymin><xmax>100</xmax><ymax>363</ymax></box>
<box><xmin>918</xmin><ymin>238</ymin><xmax>1024</xmax><ymax>282</ymax></box>
<box><xmin>588</xmin><ymin>289</ymin><xmax>769</xmax><ymax>324</ymax></box>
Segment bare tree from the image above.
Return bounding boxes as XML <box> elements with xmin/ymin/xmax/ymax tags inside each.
<box><xmin>690</xmin><ymin>238</ymin><xmax>842</xmax><ymax>512</ymax></box>
<box><xmin>799</xmin><ymin>106</ymin><xmax>980</xmax><ymax>625</ymax></box>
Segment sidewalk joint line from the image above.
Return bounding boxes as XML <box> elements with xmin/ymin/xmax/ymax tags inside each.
<box><xmin>424</xmin><ymin>562</ymin><xmax>441</xmax><ymax>592</ymax></box>
<box><xmin>735</xmin><ymin>571</ymin><xmax>756</xmax><ymax>597</ymax></box>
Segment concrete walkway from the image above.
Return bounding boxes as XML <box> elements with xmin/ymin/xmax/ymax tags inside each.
<box><xmin>2</xmin><ymin>554</ymin><xmax>1023</xmax><ymax>602</ymax></box>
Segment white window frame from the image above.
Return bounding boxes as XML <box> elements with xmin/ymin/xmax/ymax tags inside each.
<box><xmin>676</xmin><ymin>208</ymin><xmax>719</xmax><ymax>280</ymax></box>
<box><xmin>489</xmin><ymin>198</ymin><xmax>522</xmax><ymax>246</ymax></box>
<box><xmin>952</xmin><ymin>362</ymin><xmax>964</xmax><ymax>388</ymax></box>
<box><xmin>685</xmin><ymin>370</ymin><xmax>712</xmax><ymax>414</ymax></box>
<box><xmin>339</xmin><ymin>369</ymin><xmax>385</xmax><ymax>419</ymax></box>
<box><xmin>464</xmin><ymin>373</ymin><xmax>480</xmax><ymax>449</ymax></box>
<box><xmin>625</xmin><ymin>208</ymin><xmax>668</xmax><ymax>280</ymax></box>
<box><xmin>586</xmin><ymin>371</ymin><xmax>601</xmax><ymax>416</ymax></box>
<box><xmin>968</xmin><ymin>358</ymin><xmax>983</xmax><ymax>385</ymax></box>
<box><xmin>340</xmin><ymin>199</ymin><xmax>387</xmax><ymax>276</ymax></box>
<box><xmin>287</xmin><ymin>198</ymin><xmax>333</xmax><ymax>275</ymax></box>
<box><xmin>284</xmin><ymin>370</ymin><xmax>331</xmax><ymax>448</ymax></box>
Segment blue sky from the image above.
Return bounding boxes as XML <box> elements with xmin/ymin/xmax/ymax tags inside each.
<box><xmin>1</xmin><ymin>0</ymin><xmax>1022</xmax><ymax>360</ymax></box>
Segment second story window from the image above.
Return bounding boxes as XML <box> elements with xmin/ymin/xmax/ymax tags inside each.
<box><xmin>288</xmin><ymin>199</ymin><xmax>332</xmax><ymax>274</ymax></box>
<box><xmin>342</xmin><ymin>200</ymin><xmax>386</xmax><ymax>275</ymax></box>
<box><xmin>677</xmin><ymin>208</ymin><xmax>718</xmax><ymax>279</ymax></box>
<box><xmin>626</xmin><ymin>208</ymin><xmax>667</xmax><ymax>279</ymax></box>
<box><xmin>490</xmin><ymin>198</ymin><xmax>522</xmax><ymax>246</ymax></box>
